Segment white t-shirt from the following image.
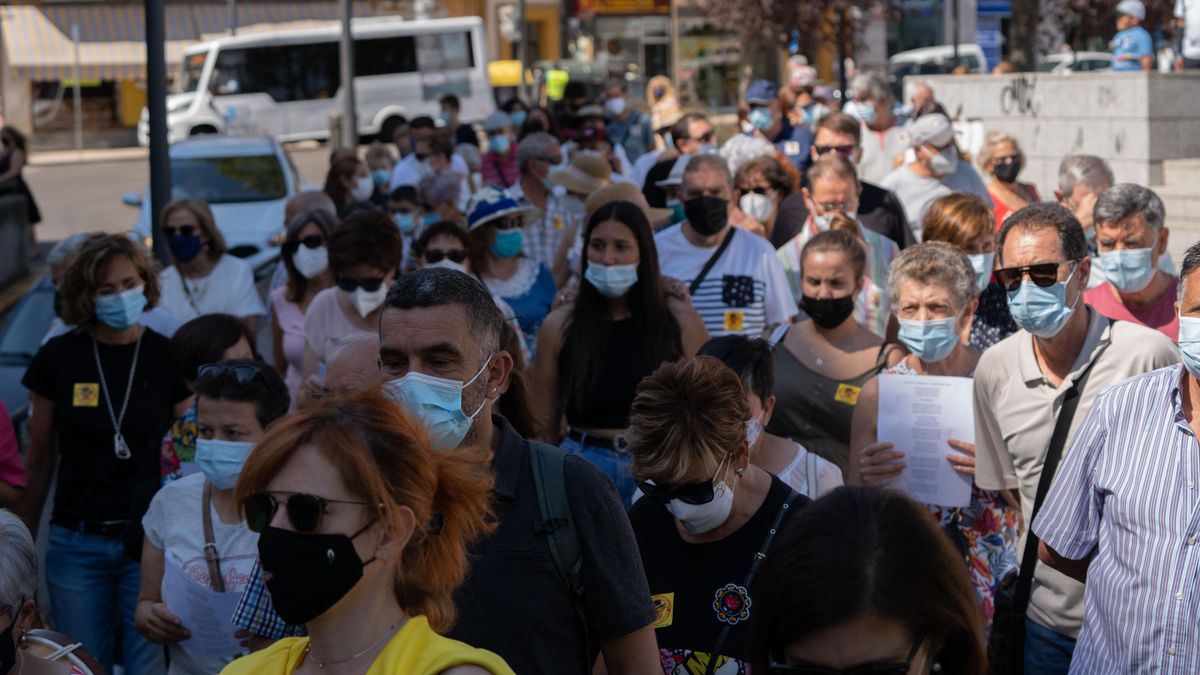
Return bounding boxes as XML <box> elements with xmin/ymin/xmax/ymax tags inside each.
<box><xmin>773</xmin><ymin>442</ymin><xmax>844</xmax><ymax>498</ymax></box>
<box><xmin>655</xmin><ymin>224</ymin><xmax>797</xmax><ymax>337</ymax></box>
<box><xmin>879</xmin><ymin>161</ymin><xmax>994</xmax><ymax>238</ymax></box>
<box><xmin>857</xmin><ymin>125</ymin><xmax>910</xmax><ymax>184</ymax></box>
<box><xmin>158</xmin><ymin>254</ymin><xmax>266</xmax><ymax>324</ymax></box>
<box><xmin>388</xmin><ymin>153</ymin><xmax>471</xmax><ymax>190</ymax></box>
<box><xmin>1178</xmin><ymin>0</ymin><xmax>1200</xmax><ymax>59</ymax></box>
<box><xmin>142</xmin><ymin>473</ymin><xmax>259</xmax><ymax>675</ymax></box>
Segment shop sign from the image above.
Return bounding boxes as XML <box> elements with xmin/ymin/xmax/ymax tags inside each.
<box><xmin>578</xmin><ymin>0</ymin><xmax>670</xmax><ymax>14</ymax></box>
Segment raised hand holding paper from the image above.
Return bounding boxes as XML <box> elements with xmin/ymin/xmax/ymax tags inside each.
<box><xmin>876</xmin><ymin>373</ymin><xmax>974</xmax><ymax>508</ymax></box>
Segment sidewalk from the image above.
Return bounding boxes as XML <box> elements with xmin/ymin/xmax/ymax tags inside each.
<box><xmin>30</xmin><ymin>146</ymin><xmax>148</xmax><ymax>167</ymax></box>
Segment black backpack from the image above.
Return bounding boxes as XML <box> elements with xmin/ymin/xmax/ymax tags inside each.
<box><xmin>528</xmin><ymin>441</ymin><xmax>589</xmax><ymax>657</ymax></box>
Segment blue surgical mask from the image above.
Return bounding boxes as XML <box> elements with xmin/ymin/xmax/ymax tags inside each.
<box><xmin>1098</xmin><ymin>247</ymin><xmax>1155</xmax><ymax>293</ymax></box>
<box><xmin>510</xmin><ymin>110</ymin><xmax>527</xmax><ymax>128</ymax></box>
<box><xmin>1178</xmin><ymin>316</ymin><xmax>1200</xmax><ymax>379</ymax></box>
<box><xmin>968</xmin><ymin>252</ymin><xmax>995</xmax><ymax>293</ymax></box>
<box><xmin>585</xmin><ymin>262</ymin><xmax>639</xmax><ymax>298</ymax></box>
<box><xmin>845</xmin><ymin>100</ymin><xmax>877</xmax><ymax>124</ymax></box>
<box><xmin>94</xmin><ymin>285</ymin><xmax>147</xmax><ymax>331</ymax></box>
<box><xmin>489</xmin><ymin>135</ymin><xmax>511</xmax><ymax>155</ymax></box>
<box><xmin>1006</xmin><ymin>268</ymin><xmax>1080</xmax><ymax>338</ymax></box>
<box><xmin>195</xmin><ymin>438</ymin><xmax>254</xmax><ymax>491</ymax></box>
<box><xmin>699</xmin><ymin>143</ymin><xmax>719</xmax><ymax>155</ymax></box>
<box><xmin>492</xmin><ymin>228</ymin><xmax>523</xmax><ymax>258</ymax></box>
<box><xmin>383</xmin><ymin>357</ymin><xmax>493</xmax><ymax>449</ymax></box>
<box><xmin>748</xmin><ymin>107</ymin><xmax>773</xmax><ymax>132</ymax></box>
<box><xmin>438</xmin><ymin>111</ymin><xmax>451</xmax><ymax>125</ymax></box>
<box><xmin>667</xmin><ymin>199</ymin><xmax>685</xmax><ymax>225</ymax></box>
<box><xmin>169</xmin><ymin>234</ymin><xmax>203</xmax><ymax>263</ymax></box>
<box><xmin>897</xmin><ymin>317</ymin><xmax>961</xmax><ymax>363</ymax></box>
<box><xmin>371</xmin><ymin>169</ymin><xmax>390</xmax><ymax>187</ymax></box>
<box><xmin>394</xmin><ymin>212</ymin><xmax>416</xmax><ymax>234</ymax></box>
<box><xmin>747</xmin><ymin>417</ymin><xmax>763</xmax><ymax>449</ymax></box>
<box><xmin>421</xmin><ymin>212</ymin><xmax>441</xmax><ymax>228</ymax></box>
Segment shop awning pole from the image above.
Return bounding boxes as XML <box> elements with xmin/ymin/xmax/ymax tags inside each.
<box><xmin>145</xmin><ymin>0</ymin><xmax>171</xmax><ymax>264</ymax></box>
<box><xmin>71</xmin><ymin>23</ymin><xmax>82</xmax><ymax>153</ymax></box>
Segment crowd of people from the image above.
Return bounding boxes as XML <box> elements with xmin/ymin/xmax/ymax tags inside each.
<box><xmin>0</xmin><ymin>61</ymin><xmax>1196</xmax><ymax>675</ymax></box>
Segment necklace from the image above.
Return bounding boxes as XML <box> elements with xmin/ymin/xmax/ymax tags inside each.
<box><xmin>304</xmin><ymin>621</ymin><xmax>403</xmax><ymax>669</ymax></box>
<box><xmin>92</xmin><ymin>332</ymin><xmax>143</xmax><ymax>460</ymax></box>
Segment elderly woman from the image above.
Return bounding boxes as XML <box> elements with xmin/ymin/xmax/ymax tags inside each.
<box><xmin>922</xmin><ymin>193</ymin><xmax>1018</xmax><ymax>350</ymax></box>
<box><xmin>750</xmin><ymin>488</ymin><xmax>986</xmax><ymax>674</ymax></box>
<box><xmin>979</xmin><ymin>131</ymin><xmax>1040</xmax><ymax>227</ymax></box>
<box><xmin>849</xmin><ymin>242</ymin><xmax>1018</xmax><ymax>629</ymax></box>
<box><xmin>21</xmin><ymin>234</ymin><xmax>181</xmax><ymax>675</ymax></box>
<box><xmin>628</xmin><ymin>357</ymin><xmax>805</xmax><ymax>674</ymax></box>
<box><xmin>733</xmin><ymin>156</ymin><xmax>793</xmax><ymax>241</ymax></box>
<box><xmin>418</xmin><ymin>168</ymin><xmax>466</xmax><ymax>226</ymax></box>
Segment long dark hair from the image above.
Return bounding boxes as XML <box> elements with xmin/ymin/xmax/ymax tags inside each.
<box><xmin>560</xmin><ymin>200</ymin><xmax>681</xmax><ymax>404</ymax></box>
<box><xmin>751</xmin><ymin>486</ymin><xmax>985</xmax><ymax>674</ymax></box>
<box><xmin>324</xmin><ymin>157</ymin><xmax>362</xmax><ymax>206</ymax></box>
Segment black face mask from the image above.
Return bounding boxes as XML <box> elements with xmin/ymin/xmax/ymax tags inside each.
<box><xmin>801</xmin><ymin>294</ymin><xmax>855</xmax><ymax>329</ymax></box>
<box><xmin>993</xmin><ymin>160</ymin><xmax>1022</xmax><ymax>184</ymax></box>
<box><xmin>258</xmin><ymin>523</ymin><xmax>376</xmax><ymax>625</ymax></box>
<box><xmin>683</xmin><ymin>196</ymin><xmax>728</xmax><ymax>236</ymax></box>
<box><xmin>0</xmin><ymin>619</ymin><xmax>16</xmax><ymax>675</ymax></box>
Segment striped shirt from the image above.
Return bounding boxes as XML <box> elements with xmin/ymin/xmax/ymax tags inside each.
<box><xmin>509</xmin><ymin>181</ymin><xmax>585</xmax><ymax>270</ymax></box>
<box><xmin>1033</xmin><ymin>365</ymin><xmax>1200</xmax><ymax>673</ymax></box>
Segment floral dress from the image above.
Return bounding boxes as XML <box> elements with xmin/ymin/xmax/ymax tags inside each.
<box><xmin>884</xmin><ymin>358</ymin><xmax>1019</xmax><ymax>628</ymax></box>
<box><xmin>159</xmin><ymin>400</ymin><xmax>197</xmax><ymax>485</ymax></box>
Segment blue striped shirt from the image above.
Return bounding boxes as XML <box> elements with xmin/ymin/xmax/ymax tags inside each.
<box><xmin>1034</xmin><ymin>365</ymin><xmax>1200</xmax><ymax>674</ymax></box>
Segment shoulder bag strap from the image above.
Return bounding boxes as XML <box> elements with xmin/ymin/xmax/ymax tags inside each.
<box><xmin>704</xmin><ymin>490</ymin><xmax>801</xmax><ymax>675</ymax></box>
<box><xmin>688</xmin><ymin>227</ymin><xmax>737</xmax><ymax>296</ymax></box>
<box><xmin>806</xmin><ymin>453</ymin><xmax>818</xmax><ymax>498</ymax></box>
<box><xmin>528</xmin><ymin>441</ymin><xmax>588</xmax><ymax>659</ymax></box>
<box><xmin>202</xmin><ymin>482</ymin><xmax>225</xmax><ymax>593</ymax></box>
<box><xmin>1010</xmin><ymin>327</ymin><xmax>1108</xmax><ymax>614</ymax></box>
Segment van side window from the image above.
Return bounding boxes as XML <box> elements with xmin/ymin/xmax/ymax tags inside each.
<box><xmin>416</xmin><ymin>32</ymin><xmax>475</xmax><ymax>70</ymax></box>
<box><xmin>356</xmin><ymin>36</ymin><xmax>418</xmax><ymax>76</ymax></box>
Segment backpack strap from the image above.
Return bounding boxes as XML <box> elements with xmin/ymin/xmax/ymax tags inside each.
<box><xmin>529</xmin><ymin>441</ymin><xmax>589</xmax><ymax>657</ymax></box>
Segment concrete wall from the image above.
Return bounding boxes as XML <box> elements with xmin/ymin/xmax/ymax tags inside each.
<box><xmin>911</xmin><ymin>71</ymin><xmax>1200</xmax><ymax>197</ymax></box>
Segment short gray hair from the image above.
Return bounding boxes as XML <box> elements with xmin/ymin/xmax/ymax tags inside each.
<box><xmin>0</xmin><ymin>510</ymin><xmax>36</xmax><ymax>616</ymax></box>
<box><xmin>1058</xmin><ymin>155</ymin><xmax>1114</xmax><ymax>198</ymax></box>
<box><xmin>1179</xmin><ymin>240</ymin><xmax>1200</xmax><ymax>303</ymax></box>
<box><xmin>683</xmin><ymin>154</ymin><xmax>733</xmax><ymax>191</ymax></box>
<box><xmin>517</xmin><ymin>132</ymin><xmax>558</xmax><ymax>173</ymax></box>
<box><xmin>418</xmin><ymin>171</ymin><xmax>463</xmax><ymax>210</ymax></box>
<box><xmin>849</xmin><ymin>71</ymin><xmax>892</xmax><ymax>103</ymax></box>
<box><xmin>887</xmin><ymin>242</ymin><xmax>977</xmax><ymax>311</ymax></box>
<box><xmin>383</xmin><ymin>267</ymin><xmax>504</xmax><ymax>359</ymax></box>
<box><xmin>1093</xmin><ymin>183</ymin><xmax>1165</xmax><ymax>231</ymax></box>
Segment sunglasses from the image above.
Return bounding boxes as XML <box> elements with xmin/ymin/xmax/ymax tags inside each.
<box><xmin>993</xmin><ymin>155</ymin><xmax>1021</xmax><ymax>165</ymax></box>
<box><xmin>243</xmin><ymin>492</ymin><xmax>376</xmax><ymax>534</ymax></box>
<box><xmin>424</xmin><ymin>248</ymin><xmax>467</xmax><ymax>264</ymax></box>
<box><xmin>196</xmin><ymin>362</ymin><xmax>266</xmax><ymax>384</ymax></box>
<box><xmin>335</xmin><ymin>276</ymin><xmax>386</xmax><ymax>293</ymax></box>
<box><xmin>994</xmin><ymin>260</ymin><xmax>1077</xmax><ymax>292</ymax></box>
<box><xmin>767</xmin><ymin>634</ymin><xmax>924</xmax><ymax>675</ymax></box>
<box><xmin>538</xmin><ymin>156</ymin><xmax>564</xmax><ymax>166</ymax></box>
<box><xmin>689</xmin><ymin>131</ymin><xmax>717</xmax><ymax>143</ymax></box>
<box><xmin>637</xmin><ymin>456</ymin><xmax>731</xmax><ymax>506</ymax></box>
<box><xmin>163</xmin><ymin>225</ymin><xmax>197</xmax><ymax>238</ymax></box>
<box><xmin>813</xmin><ymin>144</ymin><xmax>856</xmax><ymax>157</ymax></box>
<box><xmin>493</xmin><ymin>216</ymin><xmax>523</xmax><ymax>231</ymax></box>
<box><xmin>282</xmin><ymin>234</ymin><xmax>324</xmax><ymax>256</ymax></box>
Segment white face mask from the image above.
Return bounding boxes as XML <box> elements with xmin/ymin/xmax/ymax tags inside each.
<box><xmin>664</xmin><ymin>457</ymin><xmax>737</xmax><ymax>535</ymax></box>
<box><xmin>351</xmin><ymin>175</ymin><xmax>375</xmax><ymax>202</ymax></box>
<box><xmin>348</xmin><ymin>285</ymin><xmax>388</xmax><ymax>318</ymax></box>
<box><xmin>927</xmin><ymin>146</ymin><xmax>959</xmax><ymax>177</ymax></box>
<box><xmin>813</xmin><ymin>213</ymin><xmax>835</xmax><ymax>232</ymax></box>
<box><xmin>428</xmin><ymin>259</ymin><xmax>469</xmax><ymax>275</ymax></box>
<box><xmin>292</xmin><ymin>245</ymin><xmax>329</xmax><ymax>279</ymax></box>
<box><xmin>739</xmin><ymin>192</ymin><xmax>775</xmax><ymax>223</ymax></box>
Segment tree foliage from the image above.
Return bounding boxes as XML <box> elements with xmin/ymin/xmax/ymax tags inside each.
<box><xmin>1059</xmin><ymin>0</ymin><xmax>1178</xmax><ymax>47</ymax></box>
<box><xmin>694</xmin><ymin>0</ymin><xmax>879</xmax><ymax>50</ymax></box>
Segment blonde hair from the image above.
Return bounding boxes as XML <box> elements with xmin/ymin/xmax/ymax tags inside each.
<box><xmin>976</xmin><ymin>130</ymin><xmax>1025</xmax><ymax>173</ymax></box>
<box><xmin>628</xmin><ymin>357</ymin><xmax>749</xmax><ymax>485</ymax></box>
<box><xmin>922</xmin><ymin>193</ymin><xmax>996</xmax><ymax>250</ymax></box>
<box><xmin>162</xmin><ymin>198</ymin><xmax>226</xmax><ymax>261</ymax></box>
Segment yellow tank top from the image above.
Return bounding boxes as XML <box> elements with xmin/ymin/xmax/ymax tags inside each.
<box><xmin>219</xmin><ymin>616</ymin><xmax>514</xmax><ymax>675</ymax></box>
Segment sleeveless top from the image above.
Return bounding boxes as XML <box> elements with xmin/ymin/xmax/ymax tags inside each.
<box><xmin>765</xmin><ymin>326</ymin><xmax>893</xmax><ymax>472</ymax></box>
<box><xmin>270</xmin><ymin>286</ymin><xmax>306</xmax><ymax>395</ymax></box>
<box><xmin>559</xmin><ymin>317</ymin><xmax>655</xmax><ymax>430</ymax></box>
<box><xmin>219</xmin><ymin>615</ymin><xmax>515</xmax><ymax>675</ymax></box>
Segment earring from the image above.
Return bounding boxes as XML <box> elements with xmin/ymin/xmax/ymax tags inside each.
<box><xmin>735</xmin><ymin>467</ymin><xmax>745</xmax><ymax>477</ymax></box>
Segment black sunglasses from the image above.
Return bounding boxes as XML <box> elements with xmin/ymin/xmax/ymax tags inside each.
<box><xmin>493</xmin><ymin>216</ymin><xmax>523</xmax><ymax>231</ymax></box>
<box><xmin>994</xmin><ymin>260</ymin><xmax>1077</xmax><ymax>292</ymax></box>
<box><xmin>163</xmin><ymin>225</ymin><xmax>197</xmax><ymax>238</ymax></box>
<box><xmin>741</xmin><ymin>186</ymin><xmax>770</xmax><ymax>196</ymax></box>
<box><xmin>243</xmin><ymin>492</ymin><xmax>376</xmax><ymax>534</ymax></box>
<box><xmin>814</xmin><ymin>144</ymin><xmax>856</xmax><ymax>157</ymax></box>
<box><xmin>689</xmin><ymin>130</ymin><xmax>716</xmax><ymax>143</ymax></box>
<box><xmin>335</xmin><ymin>276</ymin><xmax>386</xmax><ymax>293</ymax></box>
<box><xmin>424</xmin><ymin>248</ymin><xmax>467</xmax><ymax>264</ymax></box>
<box><xmin>196</xmin><ymin>362</ymin><xmax>266</xmax><ymax>384</ymax></box>
<box><xmin>637</xmin><ymin>456</ymin><xmax>730</xmax><ymax>505</ymax></box>
<box><xmin>282</xmin><ymin>234</ymin><xmax>324</xmax><ymax>256</ymax></box>
<box><xmin>767</xmin><ymin>634</ymin><xmax>924</xmax><ymax>675</ymax></box>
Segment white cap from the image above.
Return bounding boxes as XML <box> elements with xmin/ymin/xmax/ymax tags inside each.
<box><xmin>656</xmin><ymin>155</ymin><xmax>690</xmax><ymax>187</ymax></box>
<box><xmin>1116</xmin><ymin>0</ymin><xmax>1145</xmax><ymax>20</ymax></box>
<box><xmin>906</xmin><ymin>113</ymin><xmax>954</xmax><ymax>148</ymax></box>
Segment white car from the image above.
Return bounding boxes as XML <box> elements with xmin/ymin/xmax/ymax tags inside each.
<box><xmin>124</xmin><ymin>135</ymin><xmax>300</xmax><ymax>276</ymax></box>
<box><xmin>1035</xmin><ymin>51</ymin><xmax>1112</xmax><ymax>74</ymax></box>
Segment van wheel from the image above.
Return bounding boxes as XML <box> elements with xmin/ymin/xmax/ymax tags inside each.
<box><xmin>379</xmin><ymin>116</ymin><xmax>405</xmax><ymax>144</ymax></box>
<box><xmin>190</xmin><ymin>125</ymin><xmax>219</xmax><ymax>136</ymax></box>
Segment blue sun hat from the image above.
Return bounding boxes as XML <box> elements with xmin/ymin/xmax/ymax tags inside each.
<box><xmin>466</xmin><ymin>186</ymin><xmax>540</xmax><ymax>232</ymax></box>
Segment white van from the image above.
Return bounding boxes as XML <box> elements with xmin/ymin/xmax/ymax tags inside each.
<box><xmin>138</xmin><ymin>15</ymin><xmax>491</xmax><ymax>145</ymax></box>
<box><xmin>889</xmin><ymin>44</ymin><xmax>989</xmax><ymax>77</ymax></box>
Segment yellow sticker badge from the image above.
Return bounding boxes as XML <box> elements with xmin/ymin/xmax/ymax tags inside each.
<box><xmin>834</xmin><ymin>383</ymin><xmax>861</xmax><ymax>406</ymax></box>
<box><xmin>652</xmin><ymin>593</ymin><xmax>674</xmax><ymax>629</ymax></box>
<box><xmin>73</xmin><ymin>383</ymin><xmax>100</xmax><ymax>407</ymax></box>
<box><xmin>723</xmin><ymin>310</ymin><xmax>744</xmax><ymax>333</ymax></box>
<box><xmin>553</xmin><ymin>215</ymin><xmax>564</xmax><ymax>231</ymax></box>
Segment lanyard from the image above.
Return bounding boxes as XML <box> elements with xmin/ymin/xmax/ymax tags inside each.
<box><xmin>92</xmin><ymin>332</ymin><xmax>143</xmax><ymax>460</ymax></box>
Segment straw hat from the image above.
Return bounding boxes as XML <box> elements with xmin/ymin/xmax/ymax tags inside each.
<box><xmin>585</xmin><ymin>182</ymin><xmax>672</xmax><ymax>227</ymax></box>
<box><xmin>549</xmin><ymin>152</ymin><xmax>613</xmax><ymax>196</ymax></box>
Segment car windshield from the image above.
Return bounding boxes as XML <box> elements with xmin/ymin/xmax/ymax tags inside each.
<box><xmin>172</xmin><ymin>52</ymin><xmax>208</xmax><ymax>94</ymax></box>
<box><xmin>170</xmin><ymin>154</ymin><xmax>287</xmax><ymax>204</ymax></box>
<box><xmin>0</xmin><ymin>281</ymin><xmax>55</xmax><ymax>361</ymax></box>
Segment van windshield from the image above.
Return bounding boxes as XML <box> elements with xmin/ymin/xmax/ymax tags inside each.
<box><xmin>172</xmin><ymin>53</ymin><xmax>208</xmax><ymax>94</ymax></box>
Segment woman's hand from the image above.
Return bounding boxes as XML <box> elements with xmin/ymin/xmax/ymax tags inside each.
<box><xmin>858</xmin><ymin>442</ymin><xmax>906</xmax><ymax>485</ymax></box>
<box><xmin>135</xmin><ymin>600</ymin><xmax>190</xmax><ymax>644</ymax></box>
<box><xmin>662</xmin><ymin>277</ymin><xmax>691</xmax><ymax>301</ymax></box>
<box><xmin>946</xmin><ymin>439</ymin><xmax>976</xmax><ymax>476</ymax></box>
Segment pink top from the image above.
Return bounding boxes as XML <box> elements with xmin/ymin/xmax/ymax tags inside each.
<box><xmin>0</xmin><ymin>400</ymin><xmax>25</xmax><ymax>488</ymax></box>
<box><xmin>303</xmin><ymin>287</ymin><xmax>373</xmax><ymax>365</ymax></box>
<box><xmin>1085</xmin><ymin>276</ymin><xmax>1180</xmax><ymax>342</ymax></box>
<box><xmin>270</xmin><ymin>286</ymin><xmax>307</xmax><ymax>394</ymax></box>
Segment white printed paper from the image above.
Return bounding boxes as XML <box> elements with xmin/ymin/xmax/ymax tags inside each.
<box><xmin>876</xmin><ymin>373</ymin><xmax>974</xmax><ymax>508</ymax></box>
<box><xmin>161</xmin><ymin>555</ymin><xmax>244</xmax><ymax>665</ymax></box>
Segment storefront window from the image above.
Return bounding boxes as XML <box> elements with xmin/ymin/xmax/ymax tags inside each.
<box><xmin>676</xmin><ymin>15</ymin><xmax>742</xmax><ymax>110</ymax></box>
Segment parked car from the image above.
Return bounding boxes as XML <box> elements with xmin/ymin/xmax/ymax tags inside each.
<box><xmin>0</xmin><ymin>274</ymin><xmax>55</xmax><ymax>440</ymax></box>
<box><xmin>124</xmin><ymin>135</ymin><xmax>300</xmax><ymax>277</ymax></box>
<box><xmin>888</xmin><ymin>44</ymin><xmax>988</xmax><ymax>98</ymax></box>
<box><xmin>1035</xmin><ymin>51</ymin><xmax>1112</xmax><ymax>73</ymax></box>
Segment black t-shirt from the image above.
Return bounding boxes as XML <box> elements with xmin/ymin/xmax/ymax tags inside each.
<box><xmin>449</xmin><ymin>416</ymin><xmax>656</xmax><ymax>675</ymax></box>
<box><xmin>454</xmin><ymin>123</ymin><xmax>479</xmax><ymax>148</ymax></box>
<box><xmin>22</xmin><ymin>328</ymin><xmax>179</xmax><ymax>524</ymax></box>
<box><xmin>771</xmin><ymin>180</ymin><xmax>916</xmax><ymax>250</ymax></box>
<box><xmin>629</xmin><ymin>475</ymin><xmax>803</xmax><ymax>674</ymax></box>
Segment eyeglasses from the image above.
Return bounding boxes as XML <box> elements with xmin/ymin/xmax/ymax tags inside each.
<box><xmin>282</xmin><ymin>234</ymin><xmax>324</xmax><ymax>256</ymax></box>
<box><xmin>637</xmin><ymin>456</ymin><xmax>730</xmax><ymax>506</ymax></box>
<box><xmin>424</xmin><ymin>248</ymin><xmax>467</xmax><ymax>264</ymax></box>
<box><xmin>335</xmin><ymin>276</ymin><xmax>386</xmax><ymax>293</ymax></box>
<box><xmin>813</xmin><ymin>144</ymin><xmax>856</xmax><ymax>157</ymax></box>
<box><xmin>196</xmin><ymin>362</ymin><xmax>266</xmax><ymax>384</ymax></box>
<box><xmin>537</xmin><ymin>156</ymin><xmax>563</xmax><ymax>166</ymax></box>
<box><xmin>767</xmin><ymin>634</ymin><xmax>924</xmax><ymax>675</ymax></box>
<box><xmin>993</xmin><ymin>155</ymin><xmax>1020</xmax><ymax>165</ymax></box>
<box><xmin>994</xmin><ymin>260</ymin><xmax>1078</xmax><ymax>292</ymax></box>
<box><xmin>688</xmin><ymin>130</ymin><xmax>716</xmax><ymax>143</ymax></box>
<box><xmin>162</xmin><ymin>225</ymin><xmax>197</xmax><ymax>238</ymax></box>
<box><xmin>243</xmin><ymin>492</ymin><xmax>376</xmax><ymax>534</ymax></box>
<box><xmin>493</xmin><ymin>216</ymin><xmax>523</xmax><ymax>231</ymax></box>
<box><xmin>811</xmin><ymin>201</ymin><xmax>849</xmax><ymax>213</ymax></box>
